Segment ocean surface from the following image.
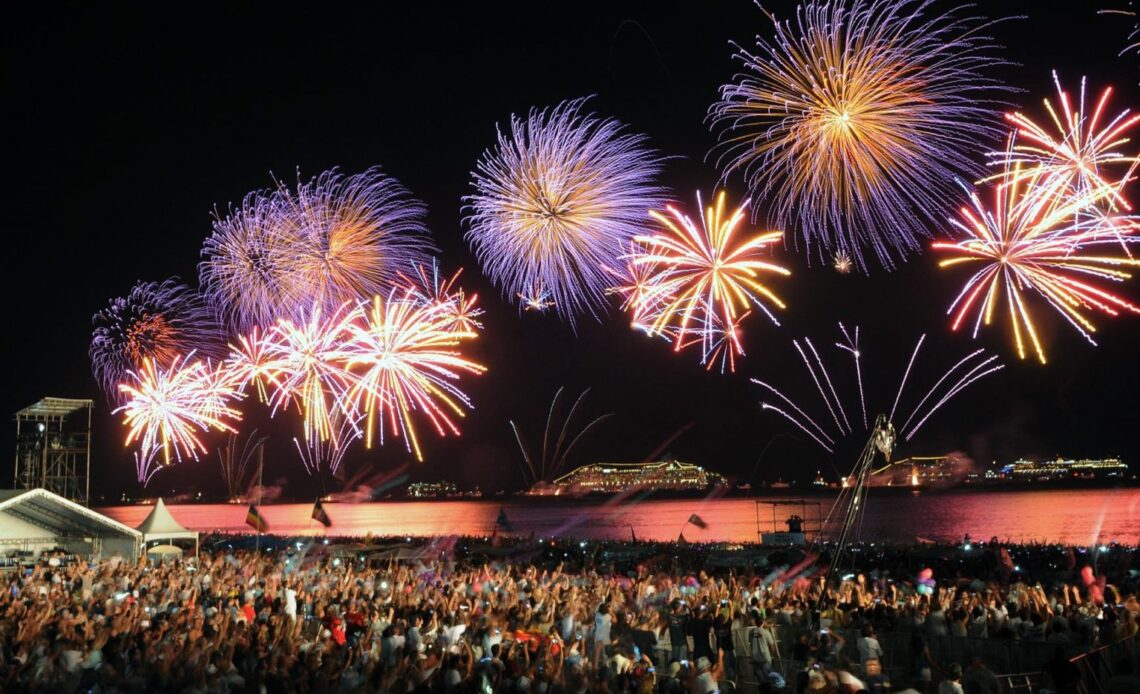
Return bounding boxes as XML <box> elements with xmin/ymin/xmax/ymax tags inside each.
<box><xmin>98</xmin><ymin>488</ymin><xmax>1140</xmax><ymax>545</ymax></box>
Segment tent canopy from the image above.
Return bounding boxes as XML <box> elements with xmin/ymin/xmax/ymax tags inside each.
<box><xmin>0</xmin><ymin>488</ymin><xmax>141</xmax><ymax>557</ymax></box>
<box><xmin>136</xmin><ymin>498</ymin><xmax>198</xmax><ymax>543</ymax></box>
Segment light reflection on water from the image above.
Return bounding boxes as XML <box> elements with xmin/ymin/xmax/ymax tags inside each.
<box><xmin>99</xmin><ymin>488</ymin><xmax>1140</xmax><ymax>544</ymax></box>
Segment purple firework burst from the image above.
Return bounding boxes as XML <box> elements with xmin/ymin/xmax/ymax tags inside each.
<box><xmin>90</xmin><ymin>278</ymin><xmax>223</xmax><ymax>401</ymax></box>
<box><xmin>464</xmin><ymin>97</ymin><xmax>669</xmax><ymax>323</ymax></box>
<box><xmin>201</xmin><ymin>168</ymin><xmax>435</xmax><ymax>332</ymax></box>
<box><xmin>709</xmin><ymin>0</ymin><xmax>1012</xmax><ymax>272</ymax></box>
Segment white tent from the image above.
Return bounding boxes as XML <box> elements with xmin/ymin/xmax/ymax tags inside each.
<box><xmin>0</xmin><ymin>488</ymin><xmax>141</xmax><ymax>558</ymax></box>
<box><xmin>136</xmin><ymin>498</ymin><xmax>198</xmax><ymax>555</ymax></box>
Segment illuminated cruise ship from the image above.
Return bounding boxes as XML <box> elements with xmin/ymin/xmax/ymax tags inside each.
<box><xmin>529</xmin><ymin>460</ymin><xmax>728</xmax><ymax>495</ymax></box>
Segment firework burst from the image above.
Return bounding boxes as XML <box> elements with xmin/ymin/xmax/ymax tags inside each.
<box><xmin>200</xmin><ymin>189</ymin><xmax>303</xmax><ymax>332</ymax></box>
<box><xmin>201</xmin><ymin>168</ymin><xmax>434</xmax><ymax>331</ymax></box>
<box><xmin>753</xmin><ymin>324</ymin><xmax>1003</xmax><ymax>452</ymax></box>
<box><xmin>276</xmin><ymin>167</ymin><xmax>436</xmax><ymax>311</ymax></box>
<box><xmin>710</xmin><ymin>0</ymin><xmax>1010</xmax><ymax>271</ymax></box>
<box><xmin>91</xmin><ymin>278</ymin><xmax>223</xmax><ymax>401</ymax></box>
<box><xmin>465</xmin><ymin>97</ymin><xmax>669</xmax><ymax>323</ymax></box>
<box><xmin>625</xmin><ymin>190</ymin><xmax>789</xmax><ymax>371</ymax></box>
<box><xmin>933</xmin><ymin>158</ymin><xmax>1140</xmax><ymax>364</ymax></box>
<box><xmin>259</xmin><ymin>303</ymin><xmax>361</xmax><ymax>444</ymax></box>
<box><xmin>341</xmin><ymin>292</ymin><xmax>486</xmax><ymax>462</ymax></box>
<box><xmin>117</xmin><ymin>354</ymin><xmax>242</xmax><ymax>467</ymax></box>
<box><xmin>222</xmin><ymin>327</ymin><xmax>279</xmax><ymax>403</ymax></box>
<box><xmin>405</xmin><ymin>262</ymin><xmax>484</xmax><ymax>334</ymax></box>
<box><xmin>989</xmin><ymin>72</ymin><xmax>1139</xmax><ymax>215</ymax></box>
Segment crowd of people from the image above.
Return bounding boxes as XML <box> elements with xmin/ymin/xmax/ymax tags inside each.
<box><xmin>0</xmin><ymin>535</ymin><xmax>1136</xmax><ymax>693</ymax></box>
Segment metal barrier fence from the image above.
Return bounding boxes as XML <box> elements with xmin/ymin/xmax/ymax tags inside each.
<box><xmin>724</xmin><ymin>625</ymin><xmax>1135</xmax><ymax>693</ymax></box>
<box><xmin>1070</xmin><ymin>633</ymin><xmax>1139</xmax><ymax>694</ymax></box>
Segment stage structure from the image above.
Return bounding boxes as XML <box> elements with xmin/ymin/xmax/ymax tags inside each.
<box><xmin>14</xmin><ymin>398</ymin><xmax>93</xmax><ymax>505</ymax></box>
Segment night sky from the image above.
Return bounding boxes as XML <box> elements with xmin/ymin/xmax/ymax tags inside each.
<box><xmin>6</xmin><ymin>1</ymin><xmax>1138</xmax><ymax>500</ymax></box>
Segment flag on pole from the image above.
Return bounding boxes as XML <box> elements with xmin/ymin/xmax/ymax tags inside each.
<box><xmin>687</xmin><ymin>513</ymin><xmax>708</xmax><ymax>529</ymax></box>
<box><xmin>678</xmin><ymin>532</ymin><xmax>688</xmax><ymax>546</ymax></box>
<box><xmin>631</xmin><ymin>525</ymin><xmax>637</xmax><ymax>543</ymax></box>
<box><xmin>245</xmin><ymin>504</ymin><xmax>269</xmax><ymax>533</ymax></box>
<box><xmin>311</xmin><ymin>499</ymin><xmax>332</xmax><ymax>528</ymax></box>
<box><xmin>496</xmin><ymin>507</ymin><xmax>514</xmax><ymax>533</ymax></box>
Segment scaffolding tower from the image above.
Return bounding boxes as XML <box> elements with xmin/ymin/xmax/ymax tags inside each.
<box><xmin>14</xmin><ymin>398</ymin><xmax>93</xmax><ymax>505</ymax></box>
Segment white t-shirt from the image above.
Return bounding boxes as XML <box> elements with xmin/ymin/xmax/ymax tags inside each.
<box><xmin>857</xmin><ymin>636</ymin><xmax>883</xmax><ymax>663</ymax></box>
<box><xmin>594</xmin><ymin>612</ymin><xmax>612</xmax><ymax>642</ymax></box>
<box><xmin>284</xmin><ymin>588</ymin><xmax>297</xmax><ymax>619</ymax></box>
<box><xmin>696</xmin><ymin>671</ymin><xmax>719</xmax><ymax>694</ymax></box>
<box><xmin>938</xmin><ymin>681</ymin><xmax>965</xmax><ymax>694</ymax></box>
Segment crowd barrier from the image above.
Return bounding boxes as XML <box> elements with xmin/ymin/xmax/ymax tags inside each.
<box><xmin>724</xmin><ymin>625</ymin><xmax>1136</xmax><ymax>693</ymax></box>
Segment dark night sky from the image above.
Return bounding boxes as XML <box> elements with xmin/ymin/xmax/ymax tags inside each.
<box><xmin>5</xmin><ymin>2</ymin><xmax>1139</xmax><ymax>500</ymax></box>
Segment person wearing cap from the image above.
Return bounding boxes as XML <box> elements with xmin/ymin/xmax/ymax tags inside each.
<box><xmin>937</xmin><ymin>663</ymin><xmax>964</xmax><ymax>694</ymax></box>
<box><xmin>689</xmin><ymin>648</ymin><xmax>725</xmax><ymax>694</ymax></box>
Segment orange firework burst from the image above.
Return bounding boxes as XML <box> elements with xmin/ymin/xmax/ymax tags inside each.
<box><xmin>625</xmin><ymin>190</ymin><xmax>789</xmax><ymax>371</ymax></box>
<box><xmin>710</xmin><ymin>0</ymin><xmax>1010</xmax><ymax>271</ymax></box>
<box><xmin>341</xmin><ymin>292</ymin><xmax>486</xmax><ymax>461</ymax></box>
<box><xmin>934</xmin><ymin>152</ymin><xmax>1140</xmax><ymax>364</ymax></box>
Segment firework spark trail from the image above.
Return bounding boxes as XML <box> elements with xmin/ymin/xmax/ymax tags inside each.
<box><xmin>756</xmin><ymin>400</ymin><xmax>837</xmax><ymax>453</ymax></box>
<box><xmin>806</xmin><ymin>337</ymin><xmax>851</xmax><ymax>434</ymax></box>
<box><xmin>626</xmin><ymin>190</ymin><xmax>789</xmax><ymax>370</ymax></box>
<box><xmin>709</xmin><ymin>0</ymin><xmax>1011</xmax><ymax>271</ymax></box>
<box><xmin>836</xmin><ymin>322</ymin><xmax>867</xmax><ymax>428</ymax></box>
<box><xmin>91</xmin><ymin>278</ymin><xmax>223</xmax><ymax>401</ymax></box>
<box><xmin>293</xmin><ymin>411</ymin><xmax>362</xmax><ymax>475</ymax></box>
<box><xmin>134</xmin><ymin>446</ymin><xmax>163</xmax><ymax>487</ymax></box>
<box><xmin>753</xmin><ymin>378</ymin><xmax>836</xmax><ymax>450</ymax></box>
<box><xmin>898</xmin><ymin>348</ymin><xmax>987</xmax><ymax>435</ymax></box>
<box><xmin>341</xmin><ymin>292</ymin><xmax>486</xmax><ymax>462</ymax></box>
<box><xmin>1101</xmin><ymin>5</ymin><xmax>1140</xmax><ymax>60</ymax></box>
<box><xmin>793</xmin><ymin>339</ymin><xmax>845</xmax><ymax>436</ymax></box>
<box><xmin>512</xmin><ymin>387</ymin><xmax>612</xmax><ymax>485</ymax></box>
<box><xmin>117</xmin><ymin>354</ymin><xmax>242</xmax><ymax>466</ymax></box>
<box><xmin>465</xmin><ymin>97</ymin><xmax>668</xmax><ymax>323</ymax></box>
<box><xmin>889</xmin><ymin>334</ymin><xmax>925</xmax><ymax>423</ymax></box>
<box><xmin>754</xmin><ymin>325</ymin><xmax>1001</xmax><ymax>453</ymax></box>
<box><xmin>218</xmin><ymin>430</ymin><xmax>267</xmax><ymax>499</ymax></box>
<box><xmin>903</xmin><ymin>357</ymin><xmax>1004</xmax><ymax>440</ymax></box>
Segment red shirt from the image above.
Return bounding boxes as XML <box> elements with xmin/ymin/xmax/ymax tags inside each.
<box><xmin>329</xmin><ymin>617</ymin><xmax>346</xmax><ymax>646</ymax></box>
